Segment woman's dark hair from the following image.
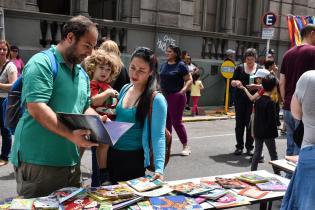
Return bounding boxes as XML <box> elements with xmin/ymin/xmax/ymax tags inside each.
<box><xmin>131</xmin><ymin>47</ymin><xmax>158</xmax><ymax>127</ymax></box>
<box><xmin>10</xmin><ymin>45</ymin><xmax>20</xmax><ymax>59</ymax></box>
<box><xmin>262</xmin><ymin>74</ymin><xmax>278</xmax><ymax>92</ymax></box>
<box><xmin>192</xmin><ymin>71</ymin><xmax>200</xmax><ymax>85</ymax></box>
<box><xmin>244</xmin><ymin>48</ymin><xmax>257</xmax><ymax>59</ymax></box>
<box><xmin>167</xmin><ymin>45</ymin><xmax>181</xmax><ymax>63</ymax></box>
<box><xmin>61</xmin><ymin>15</ymin><xmax>97</xmax><ymax>41</ymax></box>
<box><xmin>264</xmin><ymin>60</ymin><xmax>275</xmax><ymax>70</ymax></box>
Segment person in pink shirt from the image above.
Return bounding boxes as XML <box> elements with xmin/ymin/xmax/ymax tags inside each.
<box><xmin>10</xmin><ymin>45</ymin><xmax>24</xmax><ymax>76</ymax></box>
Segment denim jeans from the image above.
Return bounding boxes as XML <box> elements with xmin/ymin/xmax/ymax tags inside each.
<box><xmin>283</xmin><ymin>110</ymin><xmax>300</xmax><ymax>156</ymax></box>
<box><xmin>0</xmin><ymin>97</ymin><xmax>12</xmax><ymax>161</ymax></box>
<box><xmin>281</xmin><ymin>145</ymin><xmax>315</xmax><ymax>210</ymax></box>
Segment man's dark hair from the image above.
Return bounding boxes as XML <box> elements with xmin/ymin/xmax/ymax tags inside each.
<box><xmin>61</xmin><ymin>15</ymin><xmax>97</xmax><ymax>41</ymax></box>
<box><xmin>300</xmin><ymin>24</ymin><xmax>315</xmax><ymax>39</ymax></box>
<box><xmin>264</xmin><ymin>60</ymin><xmax>275</xmax><ymax>70</ymax></box>
<box><xmin>262</xmin><ymin>74</ymin><xmax>278</xmax><ymax>92</ymax></box>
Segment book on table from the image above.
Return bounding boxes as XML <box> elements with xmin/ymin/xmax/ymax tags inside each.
<box><xmin>50</xmin><ymin>187</ymin><xmax>85</xmax><ymax>203</ymax></box>
<box><xmin>237</xmin><ymin>173</ymin><xmax>269</xmax><ymax>184</ymax></box>
<box><xmin>34</xmin><ymin>195</ymin><xmax>59</xmax><ymax>209</ymax></box>
<box><xmin>88</xmin><ymin>184</ymin><xmax>134</xmax><ymax>199</ymax></box>
<box><xmin>207</xmin><ymin>190</ymin><xmax>251</xmax><ymax>208</ymax></box>
<box><xmin>199</xmin><ymin>188</ymin><xmax>227</xmax><ymax>200</ymax></box>
<box><xmin>149</xmin><ymin>195</ymin><xmax>203</xmax><ymax>210</ymax></box>
<box><xmin>256</xmin><ymin>177</ymin><xmax>287</xmax><ymax>191</ymax></box>
<box><xmin>126</xmin><ymin>175</ymin><xmax>164</xmax><ymax>192</ymax></box>
<box><xmin>9</xmin><ymin>198</ymin><xmax>35</xmax><ymax>210</ymax></box>
<box><xmin>171</xmin><ymin>182</ymin><xmax>213</xmax><ymax>196</ymax></box>
<box><xmin>215</xmin><ymin>177</ymin><xmax>248</xmax><ymax>189</ymax></box>
<box><xmin>238</xmin><ymin>187</ymin><xmax>269</xmax><ymax>199</ymax></box>
<box><xmin>56</xmin><ymin>112</ymin><xmax>134</xmax><ymax>145</ymax></box>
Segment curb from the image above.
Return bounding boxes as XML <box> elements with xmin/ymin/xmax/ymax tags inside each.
<box><xmin>182</xmin><ymin>115</ymin><xmax>235</xmax><ymax>122</ymax></box>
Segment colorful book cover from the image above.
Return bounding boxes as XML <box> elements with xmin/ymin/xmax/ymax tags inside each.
<box><xmin>112</xmin><ymin>196</ymin><xmax>143</xmax><ymax>210</ymax></box>
<box><xmin>207</xmin><ymin>191</ymin><xmax>250</xmax><ymax>208</ymax></box>
<box><xmin>200</xmin><ymin>178</ymin><xmax>223</xmax><ymax>189</ymax></box>
<box><xmin>62</xmin><ymin>195</ymin><xmax>98</xmax><ymax>210</ymax></box>
<box><xmin>238</xmin><ymin>187</ymin><xmax>269</xmax><ymax>199</ymax></box>
<box><xmin>126</xmin><ymin>176</ymin><xmax>164</xmax><ymax>192</ymax></box>
<box><xmin>199</xmin><ymin>188</ymin><xmax>227</xmax><ymax>200</ymax></box>
<box><xmin>50</xmin><ymin>187</ymin><xmax>85</xmax><ymax>203</ymax></box>
<box><xmin>194</xmin><ymin>197</ymin><xmax>206</xmax><ymax>204</ymax></box>
<box><xmin>238</xmin><ymin>173</ymin><xmax>269</xmax><ymax>184</ymax></box>
<box><xmin>215</xmin><ymin>177</ymin><xmax>248</xmax><ymax>189</ymax></box>
<box><xmin>130</xmin><ymin>185</ymin><xmax>173</xmax><ymax>197</ymax></box>
<box><xmin>171</xmin><ymin>182</ymin><xmax>213</xmax><ymax>196</ymax></box>
<box><xmin>34</xmin><ymin>195</ymin><xmax>59</xmax><ymax>209</ymax></box>
<box><xmin>137</xmin><ymin>201</ymin><xmax>154</xmax><ymax>210</ymax></box>
<box><xmin>88</xmin><ymin>184</ymin><xmax>134</xmax><ymax>199</ymax></box>
<box><xmin>0</xmin><ymin>197</ymin><xmax>14</xmax><ymax>210</ymax></box>
<box><xmin>149</xmin><ymin>196</ymin><xmax>202</xmax><ymax>210</ymax></box>
<box><xmin>9</xmin><ymin>198</ymin><xmax>35</xmax><ymax>210</ymax></box>
<box><xmin>256</xmin><ymin>177</ymin><xmax>287</xmax><ymax>191</ymax></box>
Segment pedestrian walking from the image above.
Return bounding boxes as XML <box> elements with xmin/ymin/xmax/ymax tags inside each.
<box><xmin>159</xmin><ymin>45</ymin><xmax>192</xmax><ymax>156</ymax></box>
<box><xmin>190</xmin><ymin>71</ymin><xmax>204</xmax><ymax>116</ymax></box>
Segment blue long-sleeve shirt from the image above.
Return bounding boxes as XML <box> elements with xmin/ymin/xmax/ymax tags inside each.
<box><xmin>115</xmin><ymin>84</ymin><xmax>167</xmax><ymax>174</ymax></box>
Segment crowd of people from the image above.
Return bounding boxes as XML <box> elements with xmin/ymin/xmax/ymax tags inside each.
<box><xmin>0</xmin><ymin>15</ymin><xmax>313</xmax><ymax>208</ymax></box>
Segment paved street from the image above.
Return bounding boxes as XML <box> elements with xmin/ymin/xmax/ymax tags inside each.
<box><xmin>0</xmin><ymin>119</ymin><xmax>287</xmax><ymax>209</ymax></box>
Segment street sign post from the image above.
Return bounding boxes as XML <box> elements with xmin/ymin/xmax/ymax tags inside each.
<box><xmin>221</xmin><ymin>60</ymin><xmax>236</xmax><ymax>114</ymax></box>
<box><xmin>262</xmin><ymin>12</ymin><xmax>277</xmax><ymax>58</ymax></box>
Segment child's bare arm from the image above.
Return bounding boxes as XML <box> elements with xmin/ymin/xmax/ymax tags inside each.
<box><xmin>199</xmin><ymin>81</ymin><xmax>204</xmax><ymax>90</ymax></box>
<box><xmin>241</xmin><ymin>86</ymin><xmax>260</xmax><ymax>101</ymax></box>
<box><xmin>91</xmin><ymin>89</ymin><xmax>118</xmax><ymax>106</ymax></box>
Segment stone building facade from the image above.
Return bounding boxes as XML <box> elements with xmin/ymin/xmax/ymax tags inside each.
<box><xmin>0</xmin><ymin>0</ymin><xmax>314</xmax><ymax>105</ymax></box>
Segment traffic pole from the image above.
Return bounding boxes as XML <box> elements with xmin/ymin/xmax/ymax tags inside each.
<box><xmin>225</xmin><ymin>78</ymin><xmax>230</xmax><ymax>114</ymax></box>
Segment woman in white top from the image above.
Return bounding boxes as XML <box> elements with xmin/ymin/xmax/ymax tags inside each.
<box><xmin>0</xmin><ymin>40</ymin><xmax>18</xmax><ymax>166</ymax></box>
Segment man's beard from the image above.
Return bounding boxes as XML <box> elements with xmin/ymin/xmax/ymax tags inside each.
<box><xmin>65</xmin><ymin>43</ymin><xmax>81</xmax><ymax>65</ymax></box>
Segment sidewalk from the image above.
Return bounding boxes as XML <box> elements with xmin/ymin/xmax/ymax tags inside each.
<box><xmin>182</xmin><ymin>106</ymin><xmax>235</xmax><ymax>122</ymax></box>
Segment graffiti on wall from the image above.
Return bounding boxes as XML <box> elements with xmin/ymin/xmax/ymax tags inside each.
<box><xmin>156</xmin><ymin>34</ymin><xmax>177</xmax><ymax>52</ymax></box>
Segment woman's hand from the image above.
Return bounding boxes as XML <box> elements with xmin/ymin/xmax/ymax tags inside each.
<box><xmin>150</xmin><ymin>172</ymin><xmax>164</xmax><ymax>181</ymax></box>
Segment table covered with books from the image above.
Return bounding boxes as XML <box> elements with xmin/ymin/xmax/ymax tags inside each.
<box><xmin>0</xmin><ymin>170</ymin><xmax>290</xmax><ymax>210</ymax></box>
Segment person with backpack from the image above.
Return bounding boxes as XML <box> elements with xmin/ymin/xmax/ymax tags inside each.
<box><xmin>0</xmin><ymin>40</ymin><xmax>18</xmax><ymax>167</ymax></box>
<box><xmin>107</xmin><ymin>47</ymin><xmax>167</xmax><ymax>183</ymax></box>
<box><xmin>9</xmin><ymin>15</ymin><xmax>104</xmax><ymax>198</ymax></box>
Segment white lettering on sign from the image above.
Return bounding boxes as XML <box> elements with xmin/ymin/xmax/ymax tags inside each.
<box><xmin>156</xmin><ymin>35</ymin><xmax>176</xmax><ymax>52</ymax></box>
<box><xmin>266</xmin><ymin>15</ymin><xmax>273</xmax><ymax>25</ymax></box>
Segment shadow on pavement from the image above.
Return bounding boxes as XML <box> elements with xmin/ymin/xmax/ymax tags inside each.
<box><xmin>209</xmin><ymin>153</ymin><xmax>251</xmax><ymax>167</ymax></box>
<box><xmin>0</xmin><ymin>172</ymin><xmax>15</xmax><ymax>180</ymax></box>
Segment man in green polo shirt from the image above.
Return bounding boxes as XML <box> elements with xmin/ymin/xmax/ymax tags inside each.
<box><xmin>9</xmin><ymin>15</ymin><xmax>104</xmax><ymax>198</ymax></box>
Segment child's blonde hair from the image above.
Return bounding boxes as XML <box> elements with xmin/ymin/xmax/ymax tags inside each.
<box><xmin>84</xmin><ymin>49</ymin><xmax>122</xmax><ymax>83</ymax></box>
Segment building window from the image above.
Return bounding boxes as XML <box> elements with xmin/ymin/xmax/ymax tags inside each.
<box><xmin>89</xmin><ymin>0</ymin><xmax>117</xmax><ymax>20</ymax></box>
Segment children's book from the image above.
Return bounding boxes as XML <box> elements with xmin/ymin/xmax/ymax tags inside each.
<box><xmin>199</xmin><ymin>188</ymin><xmax>227</xmax><ymax>200</ymax></box>
<box><xmin>256</xmin><ymin>177</ymin><xmax>287</xmax><ymax>191</ymax></box>
<box><xmin>62</xmin><ymin>195</ymin><xmax>97</xmax><ymax>210</ymax></box>
<box><xmin>89</xmin><ymin>184</ymin><xmax>134</xmax><ymax>199</ymax></box>
<box><xmin>171</xmin><ymin>182</ymin><xmax>213</xmax><ymax>196</ymax></box>
<box><xmin>238</xmin><ymin>187</ymin><xmax>269</xmax><ymax>199</ymax></box>
<box><xmin>130</xmin><ymin>185</ymin><xmax>173</xmax><ymax>197</ymax></box>
<box><xmin>207</xmin><ymin>191</ymin><xmax>250</xmax><ymax>208</ymax></box>
<box><xmin>149</xmin><ymin>196</ymin><xmax>203</xmax><ymax>210</ymax></box>
<box><xmin>50</xmin><ymin>187</ymin><xmax>85</xmax><ymax>203</ymax></box>
<box><xmin>215</xmin><ymin>177</ymin><xmax>248</xmax><ymax>189</ymax></box>
<box><xmin>194</xmin><ymin>197</ymin><xmax>206</xmax><ymax>204</ymax></box>
<box><xmin>200</xmin><ymin>178</ymin><xmax>223</xmax><ymax>189</ymax></box>
<box><xmin>238</xmin><ymin>173</ymin><xmax>269</xmax><ymax>184</ymax></box>
<box><xmin>112</xmin><ymin>196</ymin><xmax>143</xmax><ymax>210</ymax></box>
<box><xmin>0</xmin><ymin>197</ymin><xmax>14</xmax><ymax>210</ymax></box>
<box><xmin>56</xmin><ymin>112</ymin><xmax>134</xmax><ymax>145</ymax></box>
<box><xmin>126</xmin><ymin>176</ymin><xmax>164</xmax><ymax>192</ymax></box>
<box><xmin>137</xmin><ymin>201</ymin><xmax>154</xmax><ymax>210</ymax></box>
<box><xmin>33</xmin><ymin>196</ymin><xmax>59</xmax><ymax>209</ymax></box>
<box><xmin>9</xmin><ymin>198</ymin><xmax>35</xmax><ymax>210</ymax></box>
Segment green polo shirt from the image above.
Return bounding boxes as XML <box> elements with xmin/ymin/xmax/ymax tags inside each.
<box><xmin>10</xmin><ymin>46</ymin><xmax>90</xmax><ymax>167</ymax></box>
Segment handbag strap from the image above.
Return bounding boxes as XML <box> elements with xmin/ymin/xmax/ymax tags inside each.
<box><xmin>148</xmin><ymin>91</ymin><xmax>159</xmax><ymax>148</ymax></box>
<box><xmin>0</xmin><ymin>61</ymin><xmax>10</xmax><ymax>78</ymax></box>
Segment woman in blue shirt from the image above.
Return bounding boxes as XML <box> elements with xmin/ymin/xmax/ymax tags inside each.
<box><xmin>159</xmin><ymin>45</ymin><xmax>192</xmax><ymax>156</ymax></box>
<box><xmin>107</xmin><ymin>47</ymin><xmax>167</xmax><ymax>183</ymax></box>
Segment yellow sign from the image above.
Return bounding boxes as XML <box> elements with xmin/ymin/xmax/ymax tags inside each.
<box><xmin>221</xmin><ymin>60</ymin><xmax>236</xmax><ymax>79</ymax></box>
